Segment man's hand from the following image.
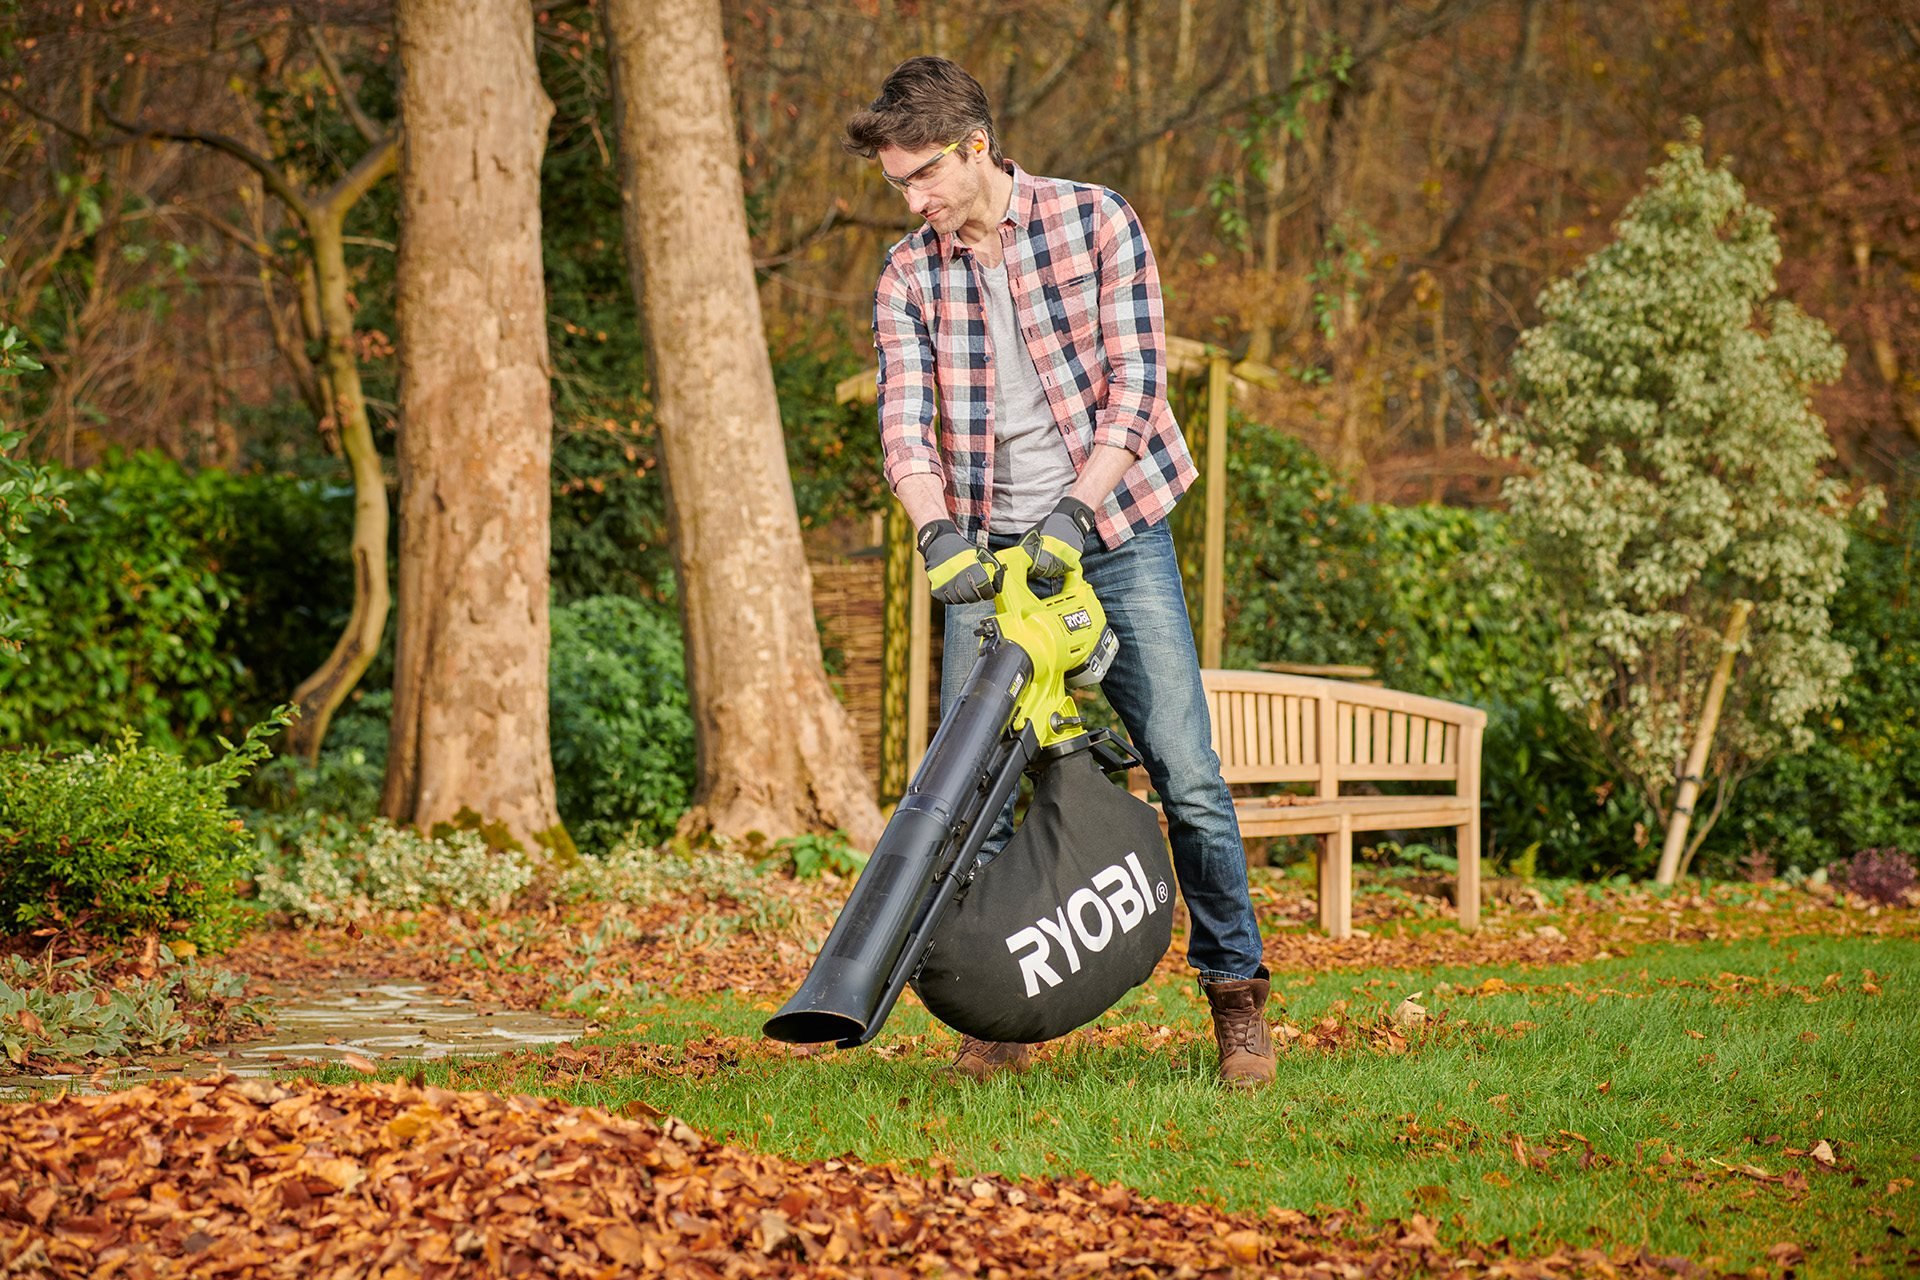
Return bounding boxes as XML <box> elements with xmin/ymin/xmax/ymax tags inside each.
<box><xmin>917</xmin><ymin>519</ymin><xmax>1000</xmax><ymax>604</ymax></box>
<box><xmin>1019</xmin><ymin>496</ymin><xmax>1098</xmax><ymax>581</ymax></box>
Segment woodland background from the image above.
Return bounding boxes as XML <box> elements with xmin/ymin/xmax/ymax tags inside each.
<box><xmin>1</xmin><ymin>0</ymin><xmax>1917</xmax><ymax>880</ymax></box>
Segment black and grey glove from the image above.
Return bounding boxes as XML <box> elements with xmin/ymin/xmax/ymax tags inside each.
<box><xmin>1019</xmin><ymin>495</ymin><xmax>1098</xmax><ymax>581</ymax></box>
<box><xmin>917</xmin><ymin>519</ymin><xmax>1000</xmax><ymax>605</ymax></box>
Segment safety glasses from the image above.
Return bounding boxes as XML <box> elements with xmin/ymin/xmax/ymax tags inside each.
<box><xmin>882</xmin><ymin>139</ymin><xmax>963</xmax><ymax>193</ymax></box>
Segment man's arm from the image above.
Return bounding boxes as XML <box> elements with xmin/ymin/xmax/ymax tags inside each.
<box><xmin>1066</xmin><ymin>443</ymin><xmax>1138</xmax><ymax>512</ymax></box>
<box><xmin>1088</xmin><ymin>194</ymin><xmax>1167</xmax><ymax>459</ymax></box>
<box><xmin>895</xmin><ymin>471</ymin><xmax>950</xmax><ymax>530</ymax></box>
<box><xmin>874</xmin><ymin>260</ymin><xmax>948</xmax><ymax>505</ymax></box>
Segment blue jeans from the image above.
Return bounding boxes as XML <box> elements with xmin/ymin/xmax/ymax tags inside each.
<box><xmin>940</xmin><ymin>521</ymin><xmax>1265</xmax><ymax>982</ymax></box>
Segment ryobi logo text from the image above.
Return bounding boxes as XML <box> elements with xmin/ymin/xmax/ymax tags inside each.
<box><xmin>1004</xmin><ymin>852</ymin><xmax>1165</xmax><ymax>998</ymax></box>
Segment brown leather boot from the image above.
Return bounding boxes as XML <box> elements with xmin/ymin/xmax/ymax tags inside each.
<box><xmin>1202</xmin><ymin>969</ymin><xmax>1277</xmax><ymax>1088</ymax></box>
<box><xmin>946</xmin><ymin>1036</ymin><xmax>1033</xmax><ymax>1082</ymax></box>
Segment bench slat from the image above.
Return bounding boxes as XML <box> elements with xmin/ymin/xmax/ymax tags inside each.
<box><xmin>1236</xmin><ymin>801</ymin><xmax>1476</xmax><ymax>838</ymax></box>
<box><xmin>1219</xmin><ymin>764</ymin><xmax>1322</xmax><ymax>785</ymax></box>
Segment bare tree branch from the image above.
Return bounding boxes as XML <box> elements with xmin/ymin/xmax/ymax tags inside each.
<box><xmin>93</xmin><ymin>101</ymin><xmax>315</xmax><ymax>228</ymax></box>
<box><xmin>1065</xmin><ymin>64</ymin><xmax>1252</xmax><ymax>177</ymax></box>
<box><xmin>315</xmin><ymin>131</ymin><xmax>400</xmax><ymax>223</ymax></box>
<box><xmin>305</xmin><ymin>23</ymin><xmax>384</xmax><ymax>146</ymax></box>
<box><xmin>1002</xmin><ymin>0</ymin><xmax>1118</xmax><ymax>127</ymax></box>
<box><xmin>1372</xmin><ymin>0</ymin><xmax>1542</xmax><ymax>326</ymax></box>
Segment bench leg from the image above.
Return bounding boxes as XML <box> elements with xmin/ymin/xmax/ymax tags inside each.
<box><xmin>1316</xmin><ymin>834</ymin><xmax>1334</xmax><ymax>934</ymax></box>
<box><xmin>1329</xmin><ymin>816</ymin><xmax>1353</xmax><ymax>940</ymax></box>
<box><xmin>1456</xmin><ymin>812</ymin><xmax>1482</xmax><ymax>931</ymax></box>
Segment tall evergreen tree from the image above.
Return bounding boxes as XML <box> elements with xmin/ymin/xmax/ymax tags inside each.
<box><xmin>1483</xmin><ymin>126</ymin><xmax>1879</xmax><ymax>864</ymax></box>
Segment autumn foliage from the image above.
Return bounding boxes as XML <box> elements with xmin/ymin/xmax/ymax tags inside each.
<box><xmin>0</xmin><ymin>1075</ymin><xmax>1711</xmax><ymax>1278</ymax></box>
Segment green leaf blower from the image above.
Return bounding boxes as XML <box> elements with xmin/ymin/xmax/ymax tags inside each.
<box><xmin>762</xmin><ymin>542</ymin><xmax>1129</xmax><ymax>1048</ymax></box>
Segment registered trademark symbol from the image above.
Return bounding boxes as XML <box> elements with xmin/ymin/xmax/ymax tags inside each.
<box><xmin>1155</xmin><ymin>881</ymin><xmax>1168</xmax><ymax>903</ymax></box>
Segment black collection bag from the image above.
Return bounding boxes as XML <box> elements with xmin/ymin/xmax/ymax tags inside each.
<box><xmin>911</xmin><ymin>748</ymin><xmax>1175</xmax><ymax>1044</ymax></box>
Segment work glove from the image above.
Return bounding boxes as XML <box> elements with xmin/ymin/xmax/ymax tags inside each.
<box><xmin>1019</xmin><ymin>495</ymin><xmax>1098</xmax><ymax>581</ymax></box>
<box><xmin>917</xmin><ymin>519</ymin><xmax>1000</xmax><ymax>605</ymax></box>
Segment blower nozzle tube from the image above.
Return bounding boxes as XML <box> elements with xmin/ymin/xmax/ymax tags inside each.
<box><xmin>762</xmin><ymin>638</ymin><xmax>1036</xmax><ymax>1047</ymax></box>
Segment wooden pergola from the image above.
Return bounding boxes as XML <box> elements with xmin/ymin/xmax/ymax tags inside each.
<box><xmin>834</xmin><ymin>337</ymin><xmax>1279</xmax><ymax>799</ymax></box>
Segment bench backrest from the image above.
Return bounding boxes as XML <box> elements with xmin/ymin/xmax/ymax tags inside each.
<box><xmin>1195</xmin><ymin>669</ymin><xmax>1486</xmax><ymax>798</ymax></box>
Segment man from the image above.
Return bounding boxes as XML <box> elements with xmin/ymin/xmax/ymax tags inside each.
<box><xmin>845</xmin><ymin>57</ymin><xmax>1275</xmax><ymax>1088</ymax></box>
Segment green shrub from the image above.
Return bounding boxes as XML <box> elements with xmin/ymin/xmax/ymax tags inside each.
<box><xmin>242</xmin><ymin>596</ymin><xmax>697</xmax><ymax>855</ymax></box>
<box><xmin>0</xmin><ymin>713</ymin><xmax>287</xmax><ymax>950</ymax></box>
<box><xmin>0</xmin><ymin>453</ymin><xmax>353</xmax><ymax>751</ymax></box>
<box><xmin>1372</xmin><ymin>504</ymin><xmax>1551</xmax><ymax>706</ymax></box>
<box><xmin>1701</xmin><ymin>492</ymin><xmax>1920</xmax><ymax>871</ymax></box>
<box><xmin>549</xmin><ymin>594</ymin><xmax>696</xmax><ymax>853</ymax></box>
<box><xmin>776</xmin><ymin>830</ymin><xmax>867</xmax><ymax>879</ymax></box>
<box><xmin>252</xmin><ymin>818</ymin><xmax>535</xmax><ymax>922</ymax></box>
<box><xmin>243</xmin><ymin>688</ymin><xmax>390</xmax><ymax>830</ymax></box>
<box><xmin>1477</xmin><ymin>687</ymin><xmax>1662</xmax><ymax>878</ymax></box>
<box><xmin>1373</xmin><ymin>505</ymin><xmax>1667</xmax><ymax>875</ymax></box>
<box><xmin>1215</xmin><ymin>426</ymin><xmax>1668</xmax><ymax>877</ymax></box>
<box><xmin>1220</xmin><ymin>420</ymin><xmax>1402</xmax><ymax>672</ymax></box>
<box><xmin>550</xmin><ymin>419</ymin><xmax>672</xmax><ymax>606</ymax></box>
<box><xmin>0</xmin><ymin>257</ymin><xmax>69</xmax><ymax>657</ymax></box>
<box><xmin>774</xmin><ymin>332</ymin><xmax>889</xmax><ymax>530</ymax></box>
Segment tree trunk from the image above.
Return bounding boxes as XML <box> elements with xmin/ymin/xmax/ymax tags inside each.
<box><xmin>285</xmin><ymin>210</ymin><xmax>392</xmax><ymax>761</ymax></box>
<box><xmin>1655</xmin><ymin>599</ymin><xmax>1753</xmax><ymax>886</ymax></box>
<box><xmin>382</xmin><ymin>0</ymin><xmax>563</xmax><ymax>849</ymax></box>
<box><xmin>602</xmin><ymin>0</ymin><xmax>882</xmax><ymax>850</ymax></box>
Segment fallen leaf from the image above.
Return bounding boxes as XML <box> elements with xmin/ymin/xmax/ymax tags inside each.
<box><xmin>341</xmin><ymin>1052</ymin><xmax>379</xmax><ymax>1074</ymax></box>
<box><xmin>1811</xmin><ymin>1140</ymin><xmax>1836</xmax><ymax>1166</ymax></box>
<box><xmin>758</xmin><ymin>1210</ymin><xmax>793</xmax><ymax>1254</ymax></box>
<box><xmin>1223</xmin><ymin>1229</ymin><xmax>1263</xmax><ymax>1263</ymax></box>
<box><xmin>597</xmin><ymin>1223</ymin><xmax>647</xmax><ymax>1265</ymax></box>
<box><xmin>309</xmin><ymin>1157</ymin><xmax>365</xmax><ymax>1193</ymax></box>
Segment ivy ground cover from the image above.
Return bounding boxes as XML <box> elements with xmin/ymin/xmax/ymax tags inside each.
<box><xmin>3</xmin><ymin>876</ymin><xmax>1916</xmax><ymax>1276</ymax></box>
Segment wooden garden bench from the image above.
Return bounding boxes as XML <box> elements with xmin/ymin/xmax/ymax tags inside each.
<box><xmin>1132</xmin><ymin>669</ymin><xmax>1486</xmax><ymax>940</ymax></box>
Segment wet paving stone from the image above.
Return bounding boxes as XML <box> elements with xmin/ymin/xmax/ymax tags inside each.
<box><xmin>0</xmin><ymin>976</ymin><xmax>583</xmax><ymax>1098</ymax></box>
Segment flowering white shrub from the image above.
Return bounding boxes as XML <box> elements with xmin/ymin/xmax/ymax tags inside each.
<box><xmin>555</xmin><ymin>841</ymin><xmax>803</xmax><ymax>938</ymax></box>
<box><xmin>1481</xmin><ymin>126</ymin><xmax>1880</xmax><ymax>844</ymax></box>
<box><xmin>254</xmin><ymin>819</ymin><xmax>535</xmax><ymax>921</ymax></box>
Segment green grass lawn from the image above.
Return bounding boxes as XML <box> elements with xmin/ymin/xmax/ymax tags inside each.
<box><xmin>321</xmin><ymin>902</ymin><xmax>1920</xmax><ymax>1277</ymax></box>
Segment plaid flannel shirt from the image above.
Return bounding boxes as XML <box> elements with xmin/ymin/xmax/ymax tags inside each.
<box><xmin>873</xmin><ymin>163</ymin><xmax>1196</xmax><ymax>548</ymax></box>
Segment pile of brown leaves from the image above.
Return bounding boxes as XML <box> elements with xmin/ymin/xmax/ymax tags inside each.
<box><xmin>0</xmin><ymin>1077</ymin><xmax>1706</xmax><ymax>1279</ymax></box>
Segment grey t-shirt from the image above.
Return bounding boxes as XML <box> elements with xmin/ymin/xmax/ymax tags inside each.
<box><xmin>976</xmin><ymin>257</ymin><xmax>1078</xmax><ymax>530</ymax></box>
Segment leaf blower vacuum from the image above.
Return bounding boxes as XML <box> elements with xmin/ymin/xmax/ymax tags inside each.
<box><xmin>763</xmin><ymin>543</ymin><xmax>1175</xmax><ymax>1049</ymax></box>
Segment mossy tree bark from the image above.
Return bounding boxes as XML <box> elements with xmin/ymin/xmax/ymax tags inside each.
<box><xmin>381</xmin><ymin>0</ymin><xmax>563</xmax><ymax>848</ymax></box>
<box><xmin>602</xmin><ymin>0</ymin><xmax>882</xmax><ymax>849</ymax></box>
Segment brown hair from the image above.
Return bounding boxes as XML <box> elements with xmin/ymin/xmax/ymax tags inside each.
<box><xmin>843</xmin><ymin>56</ymin><xmax>1003</xmax><ymax>164</ymax></box>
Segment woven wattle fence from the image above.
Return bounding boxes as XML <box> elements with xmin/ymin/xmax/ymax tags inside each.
<box><xmin>808</xmin><ymin>558</ymin><xmax>887</xmax><ymax>784</ymax></box>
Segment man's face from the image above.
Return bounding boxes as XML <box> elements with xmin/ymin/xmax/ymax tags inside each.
<box><xmin>877</xmin><ymin>135</ymin><xmax>985</xmax><ymax>235</ymax></box>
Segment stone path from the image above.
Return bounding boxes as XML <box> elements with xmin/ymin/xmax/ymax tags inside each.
<box><xmin>0</xmin><ymin>976</ymin><xmax>583</xmax><ymax>1098</ymax></box>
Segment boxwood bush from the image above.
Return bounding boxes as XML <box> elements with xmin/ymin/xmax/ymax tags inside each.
<box><xmin>549</xmin><ymin>593</ymin><xmax>696</xmax><ymax>853</ymax></box>
<box><xmin>0</xmin><ymin>713</ymin><xmax>287</xmax><ymax>950</ymax></box>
